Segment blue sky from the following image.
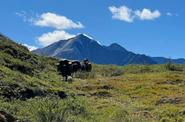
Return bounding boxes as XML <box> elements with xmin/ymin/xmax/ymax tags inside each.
<box><xmin>0</xmin><ymin>0</ymin><xmax>185</xmax><ymax>58</ymax></box>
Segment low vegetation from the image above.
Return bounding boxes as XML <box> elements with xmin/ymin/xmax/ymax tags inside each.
<box><xmin>0</xmin><ymin>35</ymin><xmax>185</xmax><ymax>121</ymax></box>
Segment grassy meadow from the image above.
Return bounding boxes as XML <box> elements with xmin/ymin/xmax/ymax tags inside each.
<box><xmin>1</xmin><ymin>63</ymin><xmax>185</xmax><ymax>122</ymax></box>
<box><xmin>0</xmin><ymin>35</ymin><xmax>185</xmax><ymax>122</ymax></box>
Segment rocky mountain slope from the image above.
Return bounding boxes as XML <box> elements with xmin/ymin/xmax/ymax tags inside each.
<box><xmin>33</xmin><ymin>34</ymin><xmax>185</xmax><ymax>65</ymax></box>
<box><xmin>33</xmin><ymin>34</ymin><xmax>157</xmax><ymax>65</ymax></box>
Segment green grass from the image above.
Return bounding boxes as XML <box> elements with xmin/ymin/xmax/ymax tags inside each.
<box><xmin>0</xmin><ymin>35</ymin><xmax>185</xmax><ymax>121</ymax></box>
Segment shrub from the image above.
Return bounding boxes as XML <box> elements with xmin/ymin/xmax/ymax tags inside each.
<box><xmin>33</xmin><ymin>97</ymin><xmax>90</xmax><ymax>122</ymax></box>
<box><xmin>165</xmin><ymin>60</ymin><xmax>183</xmax><ymax>71</ymax></box>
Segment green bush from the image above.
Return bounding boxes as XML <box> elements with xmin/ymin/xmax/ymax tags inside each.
<box><xmin>165</xmin><ymin>61</ymin><xmax>183</xmax><ymax>71</ymax></box>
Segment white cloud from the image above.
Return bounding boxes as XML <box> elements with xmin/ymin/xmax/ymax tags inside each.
<box><xmin>109</xmin><ymin>6</ymin><xmax>134</xmax><ymax>23</ymax></box>
<box><xmin>37</xmin><ymin>30</ymin><xmax>75</xmax><ymax>46</ymax></box>
<box><xmin>15</xmin><ymin>11</ymin><xmax>34</xmax><ymax>23</ymax></box>
<box><xmin>109</xmin><ymin>5</ymin><xmax>161</xmax><ymax>23</ymax></box>
<box><xmin>17</xmin><ymin>12</ymin><xmax>84</xmax><ymax>47</ymax></box>
<box><xmin>22</xmin><ymin>44</ymin><xmax>38</xmax><ymax>51</ymax></box>
<box><xmin>135</xmin><ymin>9</ymin><xmax>161</xmax><ymax>20</ymax></box>
<box><xmin>34</xmin><ymin>12</ymin><xmax>84</xmax><ymax>30</ymax></box>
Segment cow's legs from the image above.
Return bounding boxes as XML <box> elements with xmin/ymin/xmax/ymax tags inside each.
<box><xmin>63</xmin><ymin>76</ymin><xmax>67</xmax><ymax>81</ymax></box>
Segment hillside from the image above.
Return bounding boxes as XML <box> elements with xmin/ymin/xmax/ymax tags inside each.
<box><xmin>0</xmin><ymin>34</ymin><xmax>185</xmax><ymax>122</ymax></box>
<box><xmin>33</xmin><ymin>34</ymin><xmax>157</xmax><ymax>65</ymax></box>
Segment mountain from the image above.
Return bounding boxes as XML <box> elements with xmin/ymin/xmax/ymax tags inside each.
<box><xmin>152</xmin><ymin>57</ymin><xmax>185</xmax><ymax>64</ymax></box>
<box><xmin>33</xmin><ymin>34</ymin><xmax>157</xmax><ymax>65</ymax></box>
<box><xmin>33</xmin><ymin>34</ymin><xmax>185</xmax><ymax>65</ymax></box>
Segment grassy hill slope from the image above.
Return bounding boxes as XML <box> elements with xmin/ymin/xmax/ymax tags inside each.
<box><xmin>0</xmin><ymin>34</ymin><xmax>185</xmax><ymax>122</ymax></box>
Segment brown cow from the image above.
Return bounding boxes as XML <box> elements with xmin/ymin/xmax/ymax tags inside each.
<box><xmin>81</xmin><ymin>59</ymin><xmax>92</xmax><ymax>72</ymax></box>
<box><xmin>57</xmin><ymin>59</ymin><xmax>92</xmax><ymax>81</ymax></box>
<box><xmin>57</xmin><ymin>60</ymin><xmax>72</xmax><ymax>81</ymax></box>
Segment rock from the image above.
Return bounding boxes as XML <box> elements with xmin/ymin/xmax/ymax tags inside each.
<box><xmin>0</xmin><ymin>111</ymin><xmax>17</xmax><ymax>122</ymax></box>
<box><xmin>0</xmin><ymin>114</ymin><xmax>6</xmax><ymax>122</ymax></box>
<box><xmin>57</xmin><ymin>91</ymin><xmax>67</xmax><ymax>99</ymax></box>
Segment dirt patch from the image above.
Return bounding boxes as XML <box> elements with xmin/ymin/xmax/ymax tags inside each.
<box><xmin>91</xmin><ymin>91</ymin><xmax>111</xmax><ymax>98</ymax></box>
<box><xmin>157</xmin><ymin>79</ymin><xmax>184</xmax><ymax>85</ymax></box>
<box><xmin>0</xmin><ymin>82</ymin><xmax>67</xmax><ymax>100</ymax></box>
<box><xmin>156</xmin><ymin>97</ymin><xmax>182</xmax><ymax>105</ymax></box>
<box><xmin>77</xmin><ymin>93</ymin><xmax>86</xmax><ymax>96</ymax></box>
<box><xmin>97</xmin><ymin>85</ymin><xmax>113</xmax><ymax>90</ymax></box>
<box><xmin>76</xmin><ymin>85</ymin><xmax>96</xmax><ymax>91</ymax></box>
<box><xmin>76</xmin><ymin>84</ymin><xmax>113</xmax><ymax>92</ymax></box>
<box><xmin>0</xmin><ymin>83</ymin><xmax>46</xmax><ymax>100</ymax></box>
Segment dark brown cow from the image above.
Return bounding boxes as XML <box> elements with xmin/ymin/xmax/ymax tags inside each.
<box><xmin>57</xmin><ymin>60</ymin><xmax>72</xmax><ymax>81</ymax></box>
<box><xmin>81</xmin><ymin>59</ymin><xmax>92</xmax><ymax>72</ymax></box>
<box><xmin>71</xmin><ymin>61</ymin><xmax>81</xmax><ymax>73</ymax></box>
<box><xmin>57</xmin><ymin>59</ymin><xmax>92</xmax><ymax>81</ymax></box>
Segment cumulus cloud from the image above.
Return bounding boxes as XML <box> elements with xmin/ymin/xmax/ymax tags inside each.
<box><xmin>37</xmin><ymin>30</ymin><xmax>75</xmax><ymax>46</ymax></box>
<box><xmin>34</xmin><ymin>12</ymin><xmax>84</xmax><ymax>30</ymax></box>
<box><xmin>33</xmin><ymin>12</ymin><xmax>84</xmax><ymax>46</ymax></box>
<box><xmin>135</xmin><ymin>9</ymin><xmax>161</xmax><ymax>20</ymax></box>
<box><xmin>109</xmin><ymin>5</ymin><xmax>161</xmax><ymax>23</ymax></box>
<box><xmin>22</xmin><ymin>44</ymin><xmax>38</xmax><ymax>51</ymax></box>
<box><xmin>16</xmin><ymin>12</ymin><xmax>84</xmax><ymax>47</ymax></box>
<box><xmin>109</xmin><ymin>6</ymin><xmax>134</xmax><ymax>23</ymax></box>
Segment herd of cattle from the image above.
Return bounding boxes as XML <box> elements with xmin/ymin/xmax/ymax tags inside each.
<box><xmin>57</xmin><ymin>59</ymin><xmax>92</xmax><ymax>81</ymax></box>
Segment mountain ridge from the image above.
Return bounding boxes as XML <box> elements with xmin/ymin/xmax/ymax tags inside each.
<box><xmin>33</xmin><ymin>34</ymin><xmax>185</xmax><ymax>65</ymax></box>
